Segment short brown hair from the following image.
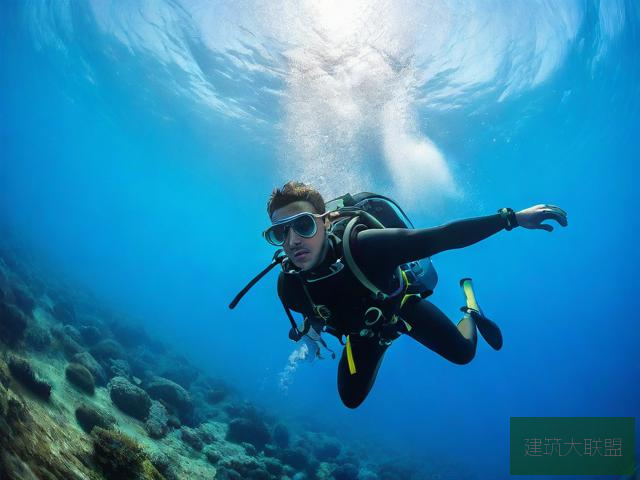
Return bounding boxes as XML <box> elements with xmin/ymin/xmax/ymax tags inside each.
<box><xmin>267</xmin><ymin>181</ymin><xmax>326</xmax><ymax>217</ymax></box>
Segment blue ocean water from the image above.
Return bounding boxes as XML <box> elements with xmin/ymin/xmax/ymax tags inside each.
<box><xmin>1</xmin><ymin>1</ymin><xmax>638</xmax><ymax>479</ymax></box>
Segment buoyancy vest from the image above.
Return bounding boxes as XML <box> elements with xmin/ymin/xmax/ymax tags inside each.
<box><xmin>279</xmin><ymin>218</ymin><xmax>415</xmax><ymax>340</ymax></box>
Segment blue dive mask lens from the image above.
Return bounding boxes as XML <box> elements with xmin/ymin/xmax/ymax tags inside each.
<box><xmin>264</xmin><ymin>212</ymin><xmax>319</xmax><ymax>246</ymax></box>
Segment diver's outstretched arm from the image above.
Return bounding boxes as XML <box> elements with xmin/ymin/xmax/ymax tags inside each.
<box><xmin>515</xmin><ymin>204</ymin><xmax>568</xmax><ymax>232</ymax></box>
<box><xmin>354</xmin><ymin>204</ymin><xmax>568</xmax><ymax>269</ymax></box>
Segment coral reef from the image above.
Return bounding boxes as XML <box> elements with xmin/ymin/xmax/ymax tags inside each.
<box><xmin>0</xmin><ymin>236</ymin><xmax>451</xmax><ymax>480</ymax></box>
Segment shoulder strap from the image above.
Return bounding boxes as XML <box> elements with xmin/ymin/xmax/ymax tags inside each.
<box><xmin>341</xmin><ymin>212</ymin><xmax>403</xmax><ymax>302</ymax></box>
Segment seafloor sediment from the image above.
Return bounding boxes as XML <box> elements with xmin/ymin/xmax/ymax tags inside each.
<box><xmin>0</xmin><ymin>234</ymin><xmax>457</xmax><ymax>480</ymax></box>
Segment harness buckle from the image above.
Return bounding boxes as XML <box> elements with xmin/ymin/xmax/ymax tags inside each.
<box><xmin>359</xmin><ymin>328</ymin><xmax>374</xmax><ymax>338</ymax></box>
<box><xmin>364</xmin><ymin>307</ymin><xmax>384</xmax><ymax>326</ymax></box>
<box><xmin>313</xmin><ymin>304</ymin><xmax>332</xmax><ymax>320</ymax></box>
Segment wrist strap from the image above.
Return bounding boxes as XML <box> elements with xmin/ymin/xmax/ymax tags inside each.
<box><xmin>498</xmin><ymin>208</ymin><xmax>518</xmax><ymax>231</ymax></box>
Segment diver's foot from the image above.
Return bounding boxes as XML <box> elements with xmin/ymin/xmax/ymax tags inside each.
<box><xmin>461</xmin><ymin>306</ymin><xmax>503</xmax><ymax>351</ymax></box>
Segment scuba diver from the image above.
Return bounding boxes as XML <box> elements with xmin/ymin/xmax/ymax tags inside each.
<box><xmin>230</xmin><ymin>181</ymin><xmax>568</xmax><ymax>409</ymax></box>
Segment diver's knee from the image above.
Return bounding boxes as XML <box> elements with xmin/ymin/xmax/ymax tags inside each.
<box><xmin>338</xmin><ymin>384</ymin><xmax>368</xmax><ymax>409</ymax></box>
<box><xmin>341</xmin><ymin>394</ymin><xmax>366</xmax><ymax>409</ymax></box>
<box><xmin>450</xmin><ymin>348</ymin><xmax>475</xmax><ymax>365</ymax></box>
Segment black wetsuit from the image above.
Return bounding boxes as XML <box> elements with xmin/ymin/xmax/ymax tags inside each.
<box><xmin>278</xmin><ymin>212</ymin><xmax>511</xmax><ymax>408</ymax></box>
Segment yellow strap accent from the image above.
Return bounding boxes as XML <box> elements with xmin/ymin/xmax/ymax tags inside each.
<box><xmin>346</xmin><ymin>335</ymin><xmax>357</xmax><ymax>375</ymax></box>
<box><xmin>461</xmin><ymin>278</ymin><xmax>480</xmax><ymax>311</ymax></box>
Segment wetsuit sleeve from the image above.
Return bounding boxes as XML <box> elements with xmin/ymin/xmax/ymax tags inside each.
<box><xmin>355</xmin><ymin>213</ymin><xmax>509</xmax><ymax>269</ymax></box>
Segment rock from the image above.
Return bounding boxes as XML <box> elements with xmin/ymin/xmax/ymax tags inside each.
<box><xmin>227</xmin><ymin>417</ymin><xmax>271</xmax><ymax>449</ymax></box>
<box><xmin>333</xmin><ymin>463</ymin><xmax>359</xmax><ymax>480</ymax></box>
<box><xmin>205</xmin><ymin>387</ymin><xmax>227</xmax><ymax>404</ymax></box>
<box><xmin>247</xmin><ymin>469</ymin><xmax>271</xmax><ymax>480</ymax></box>
<box><xmin>0</xmin><ymin>358</ymin><xmax>10</xmax><ymax>388</ymax></box>
<box><xmin>161</xmin><ymin>365</ymin><xmax>198</xmax><ymax>389</ymax></box>
<box><xmin>0</xmin><ymin>267</ymin><xmax>9</xmax><ymax>300</ymax></box>
<box><xmin>92</xmin><ymin>427</ymin><xmax>145</xmax><ymax>479</ymax></box>
<box><xmin>62</xmin><ymin>325</ymin><xmax>82</xmax><ymax>343</ymax></box>
<box><xmin>219</xmin><ymin>457</ymin><xmax>264</xmax><ymax>478</ymax></box>
<box><xmin>196</xmin><ymin>423</ymin><xmax>217</xmax><ymax>444</ymax></box>
<box><xmin>111</xmin><ymin>322</ymin><xmax>148</xmax><ymax>347</ymax></box>
<box><xmin>145</xmin><ymin>376</ymin><xmax>192</xmax><ymax>419</ymax></box>
<box><xmin>263</xmin><ymin>457</ymin><xmax>284</xmax><ymax>476</ymax></box>
<box><xmin>61</xmin><ymin>334</ymin><xmax>84</xmax><ymax>360</ymax></box>
<box><xmin>11</xmin><ymin>285</ymin><xmax>35</xmax><ymax>315</ymax></box>
<box><xmin>313</xmin><ymin>438</ymin><xmax>341</xmax><ymax>461</ymax></box>
<box><xmin>144</xmin><ymin>400</ymin><xmax>169</xmax><ymax>439</ymax></box>
<box><xmin>108</xmin><ymin>358</ymin><xmax>131</xmax><ymax>379</ymax></box>
<box><xmin>108</xmin><ymin>376</ymin><xmax>151</xmax><ymax>420</ymax></box>
<box><xmin>7</xmin><ymin>356</ymin><xmax>51</xmax><ymax>401</ymax></box>
<box><xmin>24</xmin><ymin>323</ymin><xmax>52</xmax><ymax>351</ymax></box>
<box><xmin>181</xmin><ymin>426</ymin><xmax>204</xmax><ymax>451</ymax></box>
<box><xmin>72</xmin><ymin>352</ymin><xmax>107</xmax><ymax>385</ymax></box>
<box><xmin>79</xmin><ymin>325</ymin><xmax>101</xmax><ymax>345</ymax></box>
<box><xmin>242</xmin><ymin>442</ymin><xmax>257</xmax><ymax>456</ymax></box>
<box><xmin>148</xmin><ymin>451</ymin><xmax>180</xmax><ymax>480</ymax></box>
<box><xmin>263</xmin><ymin>443</ymin><xmax>278</xmax><ymax>458</ymax></box>
<box><xmin>203</xmin><ymin>446</ymin><xmax>221</xmax><ymax>464</ymax></box>
<box><xmin>215</xmin><ymin>466</ymin><xmax>242</xmax><ymax>480</ymax></box>
<box><xmin>75</xmin><ymin>404</ymin><xmax>116</xmax><ymax>433</ymax></box>
<box><xmin>65</xmin><ymin>362</ymin><xmax>95</xmax><ymax>395</ymax></box>
<box><xmin>272</xmin><ymin>423</ymin><xmax>290</xmax><ymax>448</ymax></box>
<box><xmin>91</xmin><ymin>339</ymin><xmax>126</xmax><ymax>362</ymax></box>
<box><xmin>278</xmin><ymin>447</ymin><xmax>310</xmax><ymax>472</ymax></box>
<box><xmin>167</xmin><ymin>415</ymin><xmax>181</xmax><ymax>429</ymax></box>
<box><xmin>0</xmin><ymin>301</ymin><xmax>28</xmax><ymax>346</ymax></box>
<box><xmin>52</xmin><ymin>301</ymin><xmax>75</xmax><ymax>324</ymax></box>
<box><xmin>0</xmin><ymin>451</ymin><xmax>39</xmax><ymax>480</ymax></box>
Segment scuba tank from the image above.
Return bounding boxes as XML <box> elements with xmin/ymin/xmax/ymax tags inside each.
<box><xmin>324</xmin><ymin>192</ymin><xmax>438</xmax><ymax>297</ymax></box>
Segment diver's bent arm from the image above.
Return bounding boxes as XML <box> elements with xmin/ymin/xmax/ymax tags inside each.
<box><xmin>356</xmin><ymin>213</ymin><xmax>508</xmax><ymax>267</ymax></box>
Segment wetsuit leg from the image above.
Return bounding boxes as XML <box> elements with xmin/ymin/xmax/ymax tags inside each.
<box><xmin>337</xmin><ymin>337</ymin><xmax>389</xmax><ymax>409</ymax></box>
<box><xmin>400</xmin><ymin>296</ymin><xmax>477</xmax><ymax>365</ymax></box>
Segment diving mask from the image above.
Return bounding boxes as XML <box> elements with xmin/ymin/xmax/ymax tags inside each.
<box><xmin>263</xmin><ymin>211</ymin><xmax>327</xmax><ymax>246</ymax></box>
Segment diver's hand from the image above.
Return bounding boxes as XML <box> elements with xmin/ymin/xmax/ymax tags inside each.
<box><xmin>288</xmin><ymin>327</ymin><xmax>303</xmax><ymax>342</ymax></box>
<box><xmin>516</xmin><ymin>204</ymin><xmax>568</xmax><ymax>232</ymax></box>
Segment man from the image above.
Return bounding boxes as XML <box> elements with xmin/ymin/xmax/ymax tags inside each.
<box><xmin>264</xmin><ymin>181</ymin><xmax>568</xmax><ymax>408</ymax></box>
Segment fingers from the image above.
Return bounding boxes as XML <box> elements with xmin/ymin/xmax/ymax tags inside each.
<box><xmin>545</xmin><ymin>204</ymin><xmax>567</xmax><ymax>216</ymax></box>
<box><xmin>542</xmin><ymin>210</ymin><xmax>568</xmax><ymax>226</ymax></box>
<box><xmin>534</xmin><ymin>223</ymin><xmax>554</xmax><ymax>232</ymax></box>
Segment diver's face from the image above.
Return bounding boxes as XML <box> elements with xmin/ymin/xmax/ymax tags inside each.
<box><xmin>270</xmin><ymin>201</ymin><xmax>329</xmax><ymax>271</ymax></box>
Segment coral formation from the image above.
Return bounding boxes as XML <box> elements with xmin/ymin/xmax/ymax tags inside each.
<box><xmin>92</xmin><ymin>427</ymin><xmax>147</xmax><ymax>479</ymax></box>
<box><xmin>24</xmin><ymin>323</ymin><xmax>52</xmax><ymax>351</ymax></box>
<box><xmin>65</xmin><ymin>362</ymin><xmax>96</xmax><ymax>394</ymax></box>
<box><xmin>0</xmin><ymin>237</ymin><xmax>447</xmax><ymax>480</ymax></box>
<box><xmin>7</xmin><ymin>356</ymin><xmax>51</xmax><ymax>401</ymax></box>
<box><xmin>227</xmin><ymin>417</ymin><xmax>271</xmax><ymax>449</ymax></box>
<box><xmin>145</xmin><ymin>376</ymin><xmax>193</xmax><ymax>421</ymax></box>
<box><xmin>0</xmin><ymin>301</ymin><xmax>27</xmax><ymax>346</ymax></box>
<box><xmin>145</xmin><ymin>400</ymin><xmax>170</xmax><ymax>439</ymax></box>
<box><xmin>75</xmin><ymin>403</ymin><xmax>116</xmax><ymax>433</ymax></box>
<box><xmin>108</xmin><ymin>376</ymin><xmax>151</xmax><ymax>420</ymax></box>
